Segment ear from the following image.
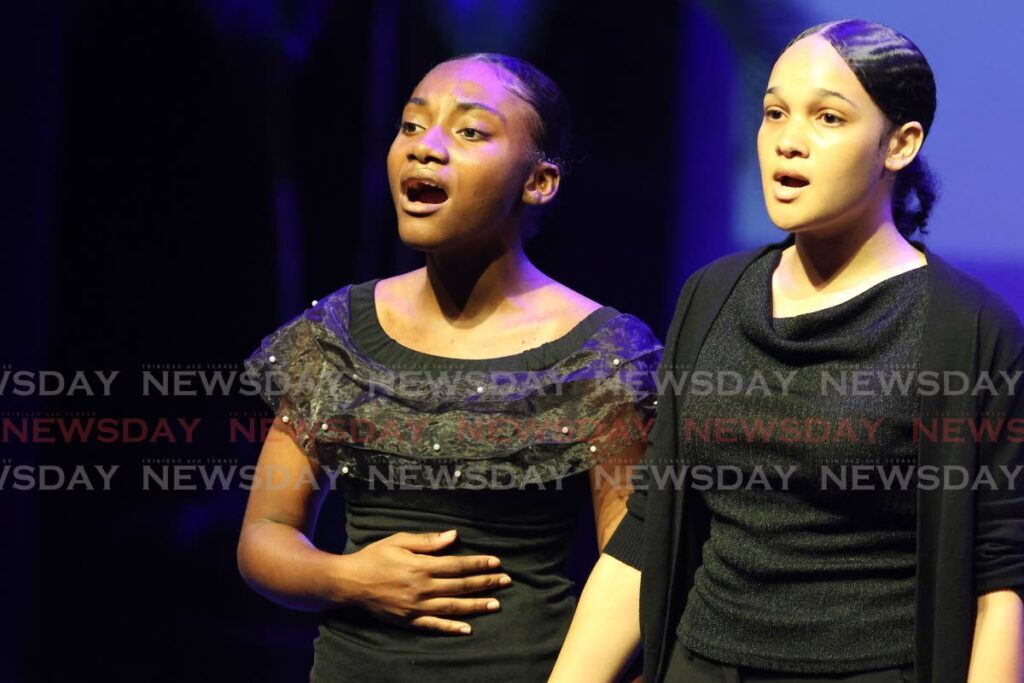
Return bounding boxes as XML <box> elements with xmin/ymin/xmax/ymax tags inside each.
<box><xmin>884</xmin><ymin>121</ymin><xmax>925</xmax><ymax>173</ymax></box>
<box><xmin>521</xmin><ymin>160</ymin><xmax>561</xmax><ymax>206</ymax></box>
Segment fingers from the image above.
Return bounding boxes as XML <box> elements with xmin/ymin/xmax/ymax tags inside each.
<box><xmin>402</xmin><ymin>593</ymin><xmax>506</xmax><ymax>635</ymax></box>
<box><xmin>417</xmin><ymin>597</ymin><xmax>502</xmax><ymax>618</ymax></box>
<box><xmin>388</xmin><ymin>529</ymin><xmax>458</xmax><ymax>553</ymax></box>
<box><xmin>408</xmin><ymin>615</ymin><xmax>474</xmax><ymax>636</ymax></box>
<box><xmin>385</xmin><ymin>532</ymin><xmax>505</xmax><ymax>577</ymax></box>
<box><xmin>422</xmin><ymin>573</ymin><xmax>512</xmax><ymax>597</ymax></box>
<box><xmin>423</xmin><ymin>553</ymin><xmax>502</xmax><ymax>577</ymax></box>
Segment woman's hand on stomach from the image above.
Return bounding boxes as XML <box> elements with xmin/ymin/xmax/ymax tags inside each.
<box><xmin>331</xmin><ymin>529</ymin><xmax>512</xmax><ymax>635</ymax></box>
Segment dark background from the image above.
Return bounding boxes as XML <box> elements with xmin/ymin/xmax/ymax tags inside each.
<box><xmin>5</xmin><ymin>1</ymin><xmax>1016</xmax><ymax>681</ymax></box>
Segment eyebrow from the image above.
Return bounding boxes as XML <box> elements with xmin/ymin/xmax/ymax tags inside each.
<box><xmin>406</xmin><ymin>97</ymin><xmax>506</xmax><ymax>121</ymax></box>
<box><xmin>764</xmin><ymin>86</ymin><xmax>859</xmax><ymax>109</ymax></box>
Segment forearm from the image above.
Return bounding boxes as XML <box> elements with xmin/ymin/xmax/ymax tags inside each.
<box><xmin>237</xmin><ymin>518</ymin><xmax>347</xmax><ymax>612</ymax></box>
<box><xmin>549</xmin><ymin>553</ymin><xmax>641</xmax><ymax>683</ymax></box>
<box><xmin>968</xmin><ymin>590</ymin><xmax>1024</xmax><ymax>683</ymax></box>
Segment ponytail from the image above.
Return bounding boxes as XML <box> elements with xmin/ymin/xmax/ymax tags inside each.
<box><xmin>892</xmin><ymin>155</ymin><xmax>939</xmax><ymax>238</ymax></box>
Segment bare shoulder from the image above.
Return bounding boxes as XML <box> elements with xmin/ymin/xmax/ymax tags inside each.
<box><xmin>374</xmin><ymin>269</ymin><xmax>426</xmax><ymax>316</ymax></box>
<box><xmin>375</xmin><ymin>268</ymin><xmax>425</xmax><ymax>297</ymax></box>
<box><xmin>533</xmin><ymin>280</ymin><xmax>605</xmax><ymax>322</ymax></box>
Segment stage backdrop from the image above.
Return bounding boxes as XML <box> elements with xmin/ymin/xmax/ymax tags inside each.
<box><xmin>2</xmin><ymin>1</ymin><xmax>1020</xmax><ymax>681</ymax></box>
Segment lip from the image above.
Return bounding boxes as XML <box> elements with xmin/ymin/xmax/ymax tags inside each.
<box><xmin>771</xmin><ymin>169</ymin><xmax>810</xmax><ymax>202</ymax></box>
<box><xmin>399</xmin><ymin>194</ymin><xmax>446</xmax><ymax>216</ymax></box>
<box><xmin>399</xmin><ymin>171</ymin><xmax>450</xmax><ymax>216</ymax></box>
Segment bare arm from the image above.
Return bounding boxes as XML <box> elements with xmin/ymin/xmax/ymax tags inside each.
<box><xmin>548</xmin><ymin>553</ymin><xmax>641</xmax><ymax>682</ymax></box>
<box><xmin>553</xmin><ymin>439</ymin><xmax>646</xmax><ymax>681</ymax></box>
<box><xmin>551</xmin><ymin>269</ymin><xmax>701</xmax><ymax>681</ymax></box>
<box><xmin>968</xmin><ymin>590</ymin><xmax>1024</xmax><ymax>683</ymax></box>
<box><xmin>589</xmin><ymin>428</ymin><xmax>646</xmax><ymax>551</ymax></box>
<box><xmin>237</xmin><ymin>419</ymin><xmax>512</xmax><ymax>633</ymax></box>
<box><xmin>555</xmin><ymin>374</ymin><xmax>661</xmax><ymax>678</ymax></box>
<box><xmin>236</xmin><ymin>421</ymin><xmax>339</xmax><ymax>611</ymax></box>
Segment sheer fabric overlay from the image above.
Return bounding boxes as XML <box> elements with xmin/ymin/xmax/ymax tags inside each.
<box><xmin>243</xmin><ymin>286</ymin><xmax>663</xmax><ymax>489</ymax></box>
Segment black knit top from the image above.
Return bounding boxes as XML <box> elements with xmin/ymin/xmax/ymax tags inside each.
<box><xmin>601</xmin><ymin>237</ymin><xmax>1024</xmax><ymax>683</ymax></box>
<box><xmin>674</xmin><ymin>249</ymin><xmax>928</xmax><ymax>673</ymax></box>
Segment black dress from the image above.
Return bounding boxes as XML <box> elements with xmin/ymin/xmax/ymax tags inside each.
<box><xmin>244</xmin><ymin>280</ymin><xmax>663</xmax><ymax>682</ymax></box>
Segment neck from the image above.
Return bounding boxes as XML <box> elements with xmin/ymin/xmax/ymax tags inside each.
<box><xmin>785</xmin><ymin>203</ymin><xmax>921</xmax><ymax>291</ymax></box>
<box><xmin>420</xmin><ymin>234</ymin><xmax>543</xmax><ymax>324</ymax></box>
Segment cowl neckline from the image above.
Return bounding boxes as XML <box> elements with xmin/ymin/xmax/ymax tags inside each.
<box><xmin>739</xmin><ymin>248</ymin><xmax>929</xmax><ymax>361</ymax></box>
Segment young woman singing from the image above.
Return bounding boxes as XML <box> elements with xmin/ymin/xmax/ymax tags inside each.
<box><xmin>237</xmin><ymin>53</ymin><xmax>661</xmax><ymax>682</ymax></box>
<box><xmin>551</xmin><ymin>20</ymin><xmax>1023</xmax><ymax>683</ymax></box>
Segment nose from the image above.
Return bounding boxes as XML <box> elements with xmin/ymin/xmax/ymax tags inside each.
<box><xmin>776</xmin><ymin>120</ymin><xmax>809</xmax><ymax>159</ymax></box>
<box><xmin>409</xmin><ymin>126</ymin><xmax>449</xmax><ymax>165</ymax></box>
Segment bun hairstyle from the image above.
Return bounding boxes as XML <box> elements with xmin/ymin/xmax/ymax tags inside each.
<box><xmin>786</xmin><ymin>20</ymin><xmax>939</xmax><ymax>237</ymax></box>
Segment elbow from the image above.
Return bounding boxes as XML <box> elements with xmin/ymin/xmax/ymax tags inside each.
<box><xmin>235</xmin><ymin>522</ymin><xmax>262</xmax><ymax>591</ymax></box>
<box><xmin>236</xmin><ymin>532</ymin><xmax>252</xmax><ymax>588</ymax></box>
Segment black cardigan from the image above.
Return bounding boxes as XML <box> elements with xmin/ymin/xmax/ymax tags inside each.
<box><xmin>603</xmin><ymin>235</ymin><xmax>1024</xmax><ymax>683</ymax></box>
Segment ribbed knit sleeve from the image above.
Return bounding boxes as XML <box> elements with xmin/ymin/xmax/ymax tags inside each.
<box><xmin>973</xmin><ymin>293</ymin><xmax>1024</xmax><ymax>603</ymax></box>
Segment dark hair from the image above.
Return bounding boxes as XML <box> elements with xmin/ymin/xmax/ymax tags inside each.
<box><xmin>439</xmin><ymin>53</ymin><xmax>571</xmax><ymax>239</ymax></box>
<box><xmin>444</xmin><ymin>52</ymin><xmax>571</xmax><ymax>175</ymax></box>
<box><xmin>786</xmin><ymin>20</ymin><xmax>939</xmax><ymax>237</ymax></box>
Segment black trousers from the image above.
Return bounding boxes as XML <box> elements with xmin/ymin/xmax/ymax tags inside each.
<box><xmin>663</xmin><ymin>638</ymin><xmax>917</xmax><ymax>683</ymax></box>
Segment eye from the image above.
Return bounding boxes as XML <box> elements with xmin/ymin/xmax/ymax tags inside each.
<box><xmin>458</xmin><ymin>127</ymin><xmax>491</xmax><ymax>141</ymax></box>
<box><xmin>764</xmin><ymin>107</ymin><xmax>784</xmax><ymax>122</ymax></box>
<box><xmin>820</xmin><ymin>112</ymin><xmax>845</xmax><ymax>126</ymax></box>
<box><xmin>399</xmin><ymin>120</ymin><xmax>421</xmax><ymax>135</ymax></box>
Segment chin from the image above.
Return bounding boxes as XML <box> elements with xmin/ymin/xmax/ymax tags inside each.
<box><xmin>764</xmin><ymin>205</ymin><xmax>803</xmax><ymax>232</ymax></box>
<box><xmin>395</xmin><ymin>219</ymin><xmax>464</xmax><ymax>252</ymax></box>
<box><xmin>768</xmin><ymin>218</ymin><xmax>801</xmax><ymax>232</ymax></box>
<box><xmin>765</xmin><ymin>202</ymin><xmax>832</xmax><ymax>234</ymax></box>
<box><xmin>770</xmin><ymin>216</ymin><xmax>855</xmax><ymax>242</ymax></box>
<box><xmin>396</xmin><ymin>228</ymin><xmax>446</xmax><ymax>252</ymax></box>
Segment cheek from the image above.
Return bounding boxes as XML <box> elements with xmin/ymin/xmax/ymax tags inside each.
<box><xmin>756</xmin><ymin>125</ymin><xmax>781</xmax><ymax>179</ymax></box>
<box><xmin>460</xmin><ymin>149</ymin><xmax>526</xmax><ymax>198</ymax></box>
<box><xmin>817</xmin><ymin>137</ymin><xmax>881</xmax><ymax>188</ymax></box>
<box><xmin>756</xmin><ymin>129</ymin><xmax>770</xmax><ymax>172</ymax></box>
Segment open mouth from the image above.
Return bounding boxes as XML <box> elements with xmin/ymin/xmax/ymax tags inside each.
<box><xmin>777</xmin><ymin>175</ymin><xmax>809</xmax><ymax>188</ymax></box>
<box><xmin>404</xmin><ymin>178</ymin><xmax>449</xmax><ymax>204</ymax></box>
<box><xmin>771</xmin><ymin>171</ymin><xmax>810</xmax><ymax>202</ymax></box>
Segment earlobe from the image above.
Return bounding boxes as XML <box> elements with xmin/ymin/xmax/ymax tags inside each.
<box><xmin>521</xmin><ymin>162</ymin><xmax>561</xmax><ymax>206</ymax></box>
<box><xmin>522</xmin><ymin>188</ymin><xmax>543</xmax><ymax>206</ymax></box>
<box><xmin>885</xmin><ymin>158</ymin><xmax>906</xmax><ymax>173</ymax></box>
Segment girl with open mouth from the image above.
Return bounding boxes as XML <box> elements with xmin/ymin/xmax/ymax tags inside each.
<box><xmin>238</xmin><ymin>53</ymin><xmax>662</xmax><ymax>681</ymax></box>
<box><xmin>552</xmin><ymin>19</ymin><xmax>1024</xmax><ymax>683</ymax></box>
